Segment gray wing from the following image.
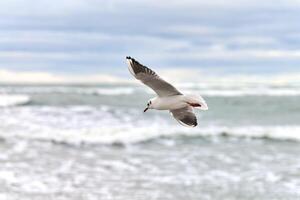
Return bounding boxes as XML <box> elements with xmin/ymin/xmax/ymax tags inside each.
<box><xmin>170</xmin><ymin>106</ymin><xmax>198</xmax><ymax>127</ymax></box>
<box><xmin>126</xmin><ymin>57</ymin><xmax>182</xmax><ymax>97</ymax></box>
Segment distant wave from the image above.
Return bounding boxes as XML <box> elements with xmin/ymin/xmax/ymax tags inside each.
<box><xmin>0</xmin><ymin>95</ymin><xmax>31</xmax><ymax>107</ymax></box>
<box><xmin>2</xmin><ymin>86</ymin><xmax>300</xmax><ymax>97</ymax></box>
<box><xmin>1</xmin><ymin>123</ymin><xmax>300</xmax><ymax>145</ymax></box>
<box><xmin>55</xmin><ymin>125</ymin><xmax>300</xmax><ymax>144</ymax></box>
<box><xmin>198</xmin><ymin>88</ymin><xmax>300</xmax><ymax>96</ymax></box>
<box><xmin>190</xmin><ymin>125</ymin><xmax>300</xmax><ymax>141</ymax></box>
<box><xmin>0</xmin><ymin>86</ymin><xmax>138</xmax><ymax>96</ymax></box>
<box><xmin>95</xmin><ymin>88</ymin><xmax>136</xmax><ymax>95</ymax></box>
<box><xmin>145</xmin><ymin>88</ymin><xmax>300</xmax><ymax>97</ymax></box>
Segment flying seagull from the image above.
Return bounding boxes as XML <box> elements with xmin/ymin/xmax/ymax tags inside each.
<box><xmin>126</xmin><ymin>56</ymin><xmax>208</xmax><ymax>127</ymax></box>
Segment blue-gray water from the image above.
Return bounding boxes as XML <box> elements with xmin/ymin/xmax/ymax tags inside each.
<box><xmin>0</xmin><ymin>83</ymin><xmax>300</xmax><ymax>200</ymax></box>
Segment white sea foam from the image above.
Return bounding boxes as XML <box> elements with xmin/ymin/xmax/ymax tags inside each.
<box><xmin>95</xmin><ymin>87</ymin><xmax>300</xmax><ymax>97</ymax></box>
<box><xmin>0</xmin><ymin>95</ymin><xmax>31</xmax><ymax>107</ymax></box>
<box><xmin>191</xmin><ymin>125</ymin><xmax>300</xmax><ymax>141</ymax></box>
<box><xmin>0</xmin><ymin>105</ymin><xmax>299</xmax><ymax>144</ymax></box>
<box><xmin>95</xmin><ymin>87</ymin><xmax>136</xmax><ymax>95</ymax></box>
<box><xmin>1</xmin><ymin>121</ymin><xmax>300</xmax><ymax>144</ymax></box>
<box><xmin>144</xmin><ymin>87</ymin><xmax>300</xmax><ymax>97</ymax></box>
<box><xmin>197</xmin><ymin>88</ymin><xmax>300</xmax><ymax>96</ymax></box>
<box><xmin>0</xmin><ymin>86</ymin><xmax>138</xmax><ymax>96</ymax></box>
<box><xmin>1</xmin><ymin>85</ymin><xmax>300</xmax><ymax>97</ymax></box>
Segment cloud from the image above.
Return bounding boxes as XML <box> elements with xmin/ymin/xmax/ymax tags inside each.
<box><xmin>1</xmin><ymin>0</ymin><xmax>300</xmax><ymax>16</ymax></box>
<box><xmin>0</xmin><ymin>69</ymin><xmax>129</xmax><ymax>84</ymax></box>
<box><xmin>0</xmin><ymin>0</ymin><xmax>300</xmax><ymax>74</ymax></box>
<box><xmin>170</xmin><ymin>48</ymin><xmax>300</xmax><ymax>60</ymax></box>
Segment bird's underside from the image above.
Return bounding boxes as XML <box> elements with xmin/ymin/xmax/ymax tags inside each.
<box><xmin>126</xmin><ymin>56</ymin><xmax>200</xmax><ymax>127</ymax></box>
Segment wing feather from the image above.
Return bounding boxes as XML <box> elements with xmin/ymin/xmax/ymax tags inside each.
<box><xmin>126</xmin><ymin>57</ymin><xmax>182</xmax><ymax>97</ymax></box>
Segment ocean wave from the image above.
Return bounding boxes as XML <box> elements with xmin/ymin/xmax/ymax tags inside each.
<box><xmin>95</xmin><ymin>87</ymin><xmax>136</xmax><ymax>95</ymax></box>
<box><xmin>1</xmin><ymin>85</ymin><xmax>300</xmax><ymax>97</ymax></box>
<box><xmin>144</xmin><ymin>88</ymin><xmax>300</xmax><ymax>97</ymax></box>
<box><xmin>0</xmin><ymin>86</ymin><xmax>137</xmax><ymax>96</ymax></box>
<box><xmin>0</xmin><ymin>95</ymin><xmax>31</xmax><ymax>107</ymax></box>
<box><xmin>1</xmin><ymin>122</ymin><xmax>300</xmax><ymax>145</ymax></box>
<box><xmin>198</xmin><ymin>89</ymin><xmax>300</xmax><ymax>97</ymax></box>
<box><xmin>58</xmin><ymin>125</ymin><xmax>300</xmax><ymax>144</ymax></box>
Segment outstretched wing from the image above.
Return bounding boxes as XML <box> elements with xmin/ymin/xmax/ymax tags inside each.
<box><xmin>170</xmin><ymin>106</ymin><xmax>197</xmax><ymax>127</ymax></box>
<box><xmin>126</xmin><ymin>56</ymin><xmax>182</xmax><ymax>97</ymax></box>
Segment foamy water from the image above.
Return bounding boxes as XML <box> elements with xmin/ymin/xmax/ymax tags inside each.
<box><xmin>0</xmin><ymin>95</ymin><xmax>31</xmax><ymax>107</ymax></box>
<box><xmin>0</xmin><ymin>83</ymin><xmax>300</xmax><ymax>199</ymax></box>
<box><xmin>0</xmin><ymin>105</ymin><xmax>300</xmax><ymax>144</ymax></box>
<box><xmin>1</xmin><ymin>84</ymin><xmax>300</xmax><ymax>97</ymax></box>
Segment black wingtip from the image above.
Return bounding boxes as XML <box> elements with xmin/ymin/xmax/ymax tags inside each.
<box><xmin>126</xmin><ymin>56</ymin><xmax>131</xmax><ymax>59</ymax></box>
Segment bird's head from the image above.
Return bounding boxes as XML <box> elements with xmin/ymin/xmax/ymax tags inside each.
<box><xmin>144</xmin><ymin>100</ymin><xmax>154</xmax><ymax>112</ymax></box>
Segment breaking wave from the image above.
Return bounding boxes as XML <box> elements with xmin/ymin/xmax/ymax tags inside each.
<box><xmin>199</xmin><ymin>88</ymin><xmax>300</xmax><ymax>97</ymax></box>
<box><xmin>1</xmin><ymin>86</ymin><xmax>300</xmax><ymax>97</ymax></box>
<box><xmin>0</xmin><ymin>95</ymin><xmax>31</xmax><ymax>107</ymax></box>
<box><xmin>1</xmin><ymin>123</ymin><xmax>300</xmax><ymax>145</ymax></box>
<box><xmin>0</xmin><ymin>86</ymin><xmax>138</xmax><ymax>96</ymax></box>
<box><xmin>0</xmin><ymin>105</ymin><xmax>299</xmax><ymax>145</ymax></box>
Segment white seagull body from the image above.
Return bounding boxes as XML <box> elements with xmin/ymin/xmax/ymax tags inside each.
<box><xmin>126</xmin><ymin>56</ymin><xmax>208</xmax><ymax>127</ymax></box>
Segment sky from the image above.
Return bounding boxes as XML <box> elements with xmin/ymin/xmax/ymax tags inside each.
<box><xmin>0</xmin><ymin>0</ymin><xmax>300</xmax><ymax>81</ymax></box>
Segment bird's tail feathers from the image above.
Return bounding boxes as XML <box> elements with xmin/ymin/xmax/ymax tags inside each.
<box><xmin>184</xmin><ymin>94</ymin><xmax>208</xmax><ymax>110</ymax></box>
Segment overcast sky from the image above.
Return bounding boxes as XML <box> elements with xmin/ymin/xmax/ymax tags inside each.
<box><xmin>0</xmin><ymin>0</ymin><xmax>300</xmax><ymax>75</ymax></box>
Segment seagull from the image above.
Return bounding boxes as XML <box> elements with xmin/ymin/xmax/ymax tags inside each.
<box><xmin>126</xmin><ymin>56</ymin><xmax>208</xmax><ymax>127</ymax></box>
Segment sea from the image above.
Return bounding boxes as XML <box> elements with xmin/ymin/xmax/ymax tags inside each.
<box><xmin>0</xmin><ymin>76</ymin><xmax>300</xmax><ymax>200</ymax></box>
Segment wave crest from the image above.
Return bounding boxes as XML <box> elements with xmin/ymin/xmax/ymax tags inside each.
<box><xmin>0</xmin><ymin>95</ymin><xmax>31</xmax><ymax>107</ymax></box>
<box><xmin>1</xmin><ymin>123</ymin><xmax>300</xmax><ymax>145</ymax></box>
